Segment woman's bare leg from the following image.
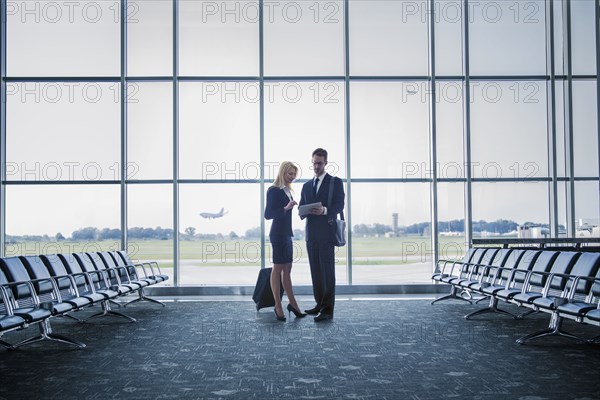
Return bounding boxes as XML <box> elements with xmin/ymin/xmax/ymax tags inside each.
<box><xmin>281</xmin><ymin>263</ymin><xmax>300</xmax><ymax>311</ymax></box>
<box><xmin>271</xmin><ymin>264</ymin><xmax>284</xmax><ymax>317</ymax></box>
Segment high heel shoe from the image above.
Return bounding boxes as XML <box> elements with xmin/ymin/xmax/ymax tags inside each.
<box><xmin>274</xmin><ymin>309</ymin><xmax>286</xmax><ymax>322</ymax></box>
<box><xmin>287</xmin><ymin>304</ymin><xmax>307</xmax><ymax>318</ymax></box>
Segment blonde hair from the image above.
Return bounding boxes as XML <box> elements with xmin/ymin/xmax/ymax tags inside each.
<box><xmin>272</xmin><ymin>161</ymin><xmax>298</xmax><ymax>191</ymax></box>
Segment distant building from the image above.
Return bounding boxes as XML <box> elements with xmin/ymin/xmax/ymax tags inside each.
<box><xmin>480</xmin><ymin>231</ymin><xmax>500</xmax><ymax>237</ymax></box>
<box><xmin>392</xmin><ymin>213</ymin><xmax>399</xmax><ymax>233</ymax></box>
<box><xmin>518</xmin><ymin>225</ymin><xmax>549</xmax><ymax>239</ymax></box>
<box><xmin>439</xmin><ymin>231</ymin><xmax>461</xmax><ymax>236</ymax></box>
<box><xmin>576</xmin><ymin>218</ymin><xmax>599</xmax><ymax>237</ymax></box>
<box><xmin>577</xmin><ymin>218</ymin><xmax>599</xmax><ymax>229</ymax></box>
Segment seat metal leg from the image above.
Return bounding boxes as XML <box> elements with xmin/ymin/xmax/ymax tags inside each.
<box><xmin>85</xmin><ymin>310</ymin><xmax>137</xmax><ymax>323</ymax></box>
<box><xmin>107</xmin><ymin>310</ymin><xmax>137</xmax><ymax>322</ymax></box>
<box><xmin>62</xmin><ymin>313</ymin><xmax>86</xmax><ymax>323</ymax></box>
<box><xmin>12</xmin><ymin>320</ymin><xmax>86</xmax><ymax>349</ymax></box>
<box><xmin>109</xmin><ymin>299</ymin><xmax>122</xmax><ymax>308</ymax></box>
<box><xmin>142</xmin><ymin>296</ymin><xmax>166</xmax><ymax>306</ymax></box>
<box><xmin>123</xmin><ymin>297</ymin><xmax>143</xmax><ymax>307</ymax></box>
<box><xmin>431</xmin><ymin>286</ymin><xmax>473</xmax><ymax>305</ymax></box>
<box><xmin>11</xmin><ymin>334</ymin><xmax>45</xmax><ymax>348</ymax></box>
<box><xmin>516</xmin><ymin>314</ymin><xmax>587</xmax><ymax>345</ymax></box>
<box><xmin>45</xmin><ymin>333</ymin><xmax>87</xmax><ymax>348</ymax></box>
<box><xmin>464</xmin><ymin>307</ymin><xmax>495</xmax><ymax>319</ymax></box>
<box><xmin>84</xmin><ymin>301</ymin><xmax>136</xmax><ymax>323</ymax></box>
<box><xmin>122</xmin><ymin>289</ymin><xmax>166</xmax><ymax>308</ymax></box>
<box><xmin>465</xmin><ymin>297</ymin><xmax>517</xmax><ymax>320</ymax></box>
<box><xmin>516</xmin><ymin>309</ymin><xmax>538</xmax><ymax>319</ymax></box>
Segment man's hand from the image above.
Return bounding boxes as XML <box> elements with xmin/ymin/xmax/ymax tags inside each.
<box><xmin>309</xmin><ymin>204</ymin><xmax>324</xmax><ymax>215</ymax></box>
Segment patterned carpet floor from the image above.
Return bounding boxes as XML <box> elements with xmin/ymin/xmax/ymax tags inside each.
<box><xmin>0</xmin><ymin>298</ymin><xmax>599</xmax><ymax>400</ymax></box>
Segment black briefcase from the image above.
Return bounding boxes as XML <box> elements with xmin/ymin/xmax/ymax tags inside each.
<box><xmin>252</xmin><ymin>268</ymin><xmax>284</xmax><ymax>311</ymax></box>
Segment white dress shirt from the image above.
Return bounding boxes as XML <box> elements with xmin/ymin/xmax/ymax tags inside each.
<box><xmin>313</xmin><ymin>172</ymin><xmax>328</xmax><ymax>215</ymax></box>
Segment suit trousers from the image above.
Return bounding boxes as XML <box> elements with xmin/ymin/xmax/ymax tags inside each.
<box><xmin>306</xmin><ymin>240</ymin><xmax>336</xmax><ymax>315</ymax></box>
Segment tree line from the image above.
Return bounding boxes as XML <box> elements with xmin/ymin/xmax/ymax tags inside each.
<box><xmin>6</xmin><ymin>219</ymin><xmax>555</xmax><ymax>243</ymax></box>
<box><xmin>353</xmin><ymin>219</ymin><xmax>554</xmax><ymax>236</ymax></box>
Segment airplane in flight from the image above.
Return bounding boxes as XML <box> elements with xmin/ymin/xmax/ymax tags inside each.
<box><xmin>199</xmin><ymin>208</ymin><xmax>228</xmax><ymax>219</ymax></box>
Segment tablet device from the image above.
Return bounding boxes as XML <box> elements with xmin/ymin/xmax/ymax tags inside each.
<box><xmin>298</xmin><ymin>202</ymin><xmax>322</xmax><ymax>217</ymax></box>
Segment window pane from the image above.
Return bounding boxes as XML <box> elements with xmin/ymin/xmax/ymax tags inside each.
<box><xmin>5</xmin><ymin>185</ymin><xmax>121</xmax><ymax>256</ymax></box>
<box><xmin>434</xmin><ymin>1</ymin><xmax>463</xmax><ymax>76</ymax></box>
<box><xmin>7</xmin><ymin>1</ymin><xmax>119</xmax><ymax>76</ymax></box>
<box><xmin>127</xmin><ymin>184</ymin><xmax>173</xmax><ymax>283</ymax></box>
<box><xmin>554</xmin><ymin>81</ymin><xmax>567</xmax><ymax>177</ymax></box>
<box><xmin>437</xmin><ymin>183</ymin><xmax>466</xmax><ymax>260</ymax></box>
<box><xmin>555</xmin><ymin>181</ymin><xmax>600</xmax><ymax>238</ymax></box>
<box><xmin>179</xmin><ymin>0</ymin><xmax>259</xmax><ymax>76</ymax></box>
<box><xmin>349</xmin><ymin>0</ymin><xmax>429</xmax><ymax>76</ymax></box>
<box><xmin>179</xmin><ymin>183</ymin><xmax>261</xmax><ymax>285</ymax></box>
<box><xmin>571</xmin><ymin>0</ymin><xmax>597</xmax><ymax>75</ymax></box>
<box><xmin>6</xmin><ymin>82</ymin><xmax>120</xmax><ymax>181</ymax></box>
<box><xmin>470</xmin><ymin>81</ymin><xmax>548</xmax><ymax>179</ymax></box>
<box><xmin>572</xmin><ymin>81</ymin><xmax>599</xmax><ymax>177</ymax></box>
<box><xmin>552</xmin><ymin>0</ymin><xmax>564</xmax><ymax>76</ymax></box>
<box><xmin>557</xmin><ymin>181</ymin><xmax>568</xmax><ymax>235</ymax></box>
<box><xmin>436</xmin><ymin>81</ymin><xmax>465</xmax><ymax>179</ymax></box>
<box><xmin>575</xmin><ymin>182</ymin><xmax>600</xmax><ymax>237</ymax></box>
<box><xmin>351</xmin><ymin>81</ymin><xmax>429</xmax><ymax>178</ymax></box>
<box><xmin>264</xmin><ymin>0</ymin><xmax>344</xmax><ymax>76</ymax></box>
<box><xmin>264</xmin><ymin>81</ymin><xmax>346</xmax><ymax>180</ymax></box>
<box><xmin>127</xmin><ymin>0</ymin><xmax>173</xmax><ymax>76</ymax></box>
<box><xmin>351</xmin><ymin>183</ymin><xmax>432</xmax><ymax>284</ymax></box>
<box><xmin>469</xmin><ymin>0</ymin><xmax>546</xmax><ymax>75</ymax></box>
<box><xmin>128</xmin><ymin>82</ymin><xmax>173</xmax><ymax>180</ymax></box>
<box><xmin>179</xmin><ymin>82</ymin><xmax>260</xmax><ymax>179</ymax></box>
<box><xmin>472</xmin><ymin>182</ymin><xmax>550</xmax><ymax>234</ymax></box>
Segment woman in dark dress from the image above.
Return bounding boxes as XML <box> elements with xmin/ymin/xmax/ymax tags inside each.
<box><xmin>264</xmin><ymin>161</ymin><xmax>306</xmax><ymax>321</ymax></box>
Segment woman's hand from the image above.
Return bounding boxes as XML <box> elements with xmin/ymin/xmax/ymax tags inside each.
<box><xmin>284</xmin><ymin>200</ymin><xmax>297</xmax><ymax>211</ymax></box>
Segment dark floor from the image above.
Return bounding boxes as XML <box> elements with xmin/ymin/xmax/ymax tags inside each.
<box><xmin>1</xmin><ymin>296</ymin><xmax>599</xmax><ymax>400</ymax></box>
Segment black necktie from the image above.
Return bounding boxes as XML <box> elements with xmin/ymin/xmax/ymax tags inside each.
<box><xmin>313</xmin><ymin>178</ymin><xmax>319</xmax><ymax>197</ymax></box>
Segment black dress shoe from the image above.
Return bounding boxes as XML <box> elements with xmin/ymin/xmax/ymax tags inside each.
<box><xmin>314</xmin><ymin>312</ymin><xmax>333</xmax><ymax>322</ymax></box>
<box><xmin>274</xmin><ymin>309</ymin><xmax>286</xmax><ymax>322</ymax></box>
<box><xmin>287</xmin><ymin>304</ymin><xmax>307</xmax><ymax>318</ymax></box>
<box><xmin>305</xmin><ymin>307</ymin><xmax>320</xmax><ymax>315</ymax></box>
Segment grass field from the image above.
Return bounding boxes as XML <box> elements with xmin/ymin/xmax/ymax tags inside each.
<box><xmin>6</xmin><ymin>236</ymin><xmax>467</xmax><ymax>270</ymax></box>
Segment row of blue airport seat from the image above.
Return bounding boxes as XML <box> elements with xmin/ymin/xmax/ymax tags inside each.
<box><xmin>432</xmin><ymin>248</ymin><xmax>600</xmax><ymax>344</ymax></box>
<box><xmin>0</xmin><ymin>251</ymin><xmax>168</xmax><ymax>350</ymax></box>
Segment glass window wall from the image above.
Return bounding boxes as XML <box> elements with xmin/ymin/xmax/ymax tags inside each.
<box><xmin>2</xmin><ymin>0</ymin><xmax>599</xmax><ymax>285</ymax></box>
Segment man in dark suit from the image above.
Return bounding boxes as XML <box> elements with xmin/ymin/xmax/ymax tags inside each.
<box><xmin>299</xmin><ymin>148</ymin><xmax>345</xmax><ymax>322</ymax></box>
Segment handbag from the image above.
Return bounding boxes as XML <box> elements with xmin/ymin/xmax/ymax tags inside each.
<box><xmin>327</xmin><ymin>176</ymin><xmax>346</xmax><ymax>247</ymax></box>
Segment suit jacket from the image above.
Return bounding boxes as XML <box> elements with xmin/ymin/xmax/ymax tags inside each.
<box><xmin>299</xmin><ymin>174</ymin><xmax>345</xmax><ymax>243</ymax></box>
<box><xmin>264</xmin><ymin>186</ymin><xmax>294</xmax><ymax>239</ymax></box>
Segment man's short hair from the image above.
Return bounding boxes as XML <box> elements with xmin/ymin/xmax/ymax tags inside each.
<box><xmin>312</xmin><ymin>148</ymin><xmax>328</xmax><ymax>161</ymax></box>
